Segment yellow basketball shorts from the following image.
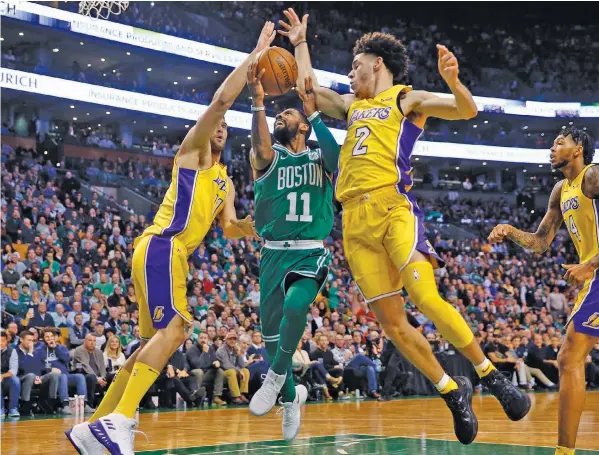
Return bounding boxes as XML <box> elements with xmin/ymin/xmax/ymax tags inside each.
<box><xmin>132</xmin><ymin>234</ymin><xmax>192</xmax><ymax>340</ymax></box>
<box><xmin>342</xmin><ymin>186</ymin><xmax>443</xmax><ymax>303</ymax></box>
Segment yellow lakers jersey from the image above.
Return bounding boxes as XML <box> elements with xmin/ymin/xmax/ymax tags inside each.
<box><xmin>137</xmin><ymin>161</ymin><xmax>229</xmax><ymax>256</ymax></box>
<box><xmin>336</xmin><ymin>84</ymin><xmax>422</xmax><ymax>203</ymax></box>
<box><xmin>560</xmin><ymin>164</ymin><xmax>599</xmax><ymax>263</ymax></box>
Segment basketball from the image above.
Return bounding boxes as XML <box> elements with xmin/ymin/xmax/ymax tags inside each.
<box><xmin>256</xmin><ymin>46</ymin><xmax>299</xmax><ymax>96</ymax></box>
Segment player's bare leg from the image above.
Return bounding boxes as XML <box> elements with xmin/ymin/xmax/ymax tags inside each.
<box><xmin>370</xmin><ymin>295</ymin><xmax>477</xmax><ymax>444</ymax></box>
<box><xmin>555</xmin><ymin>324</ymin><xmax>598</xmax><ymax>454</ymax></box>
<box><xmin>89</xmin><ymin>316</ymin><xmax>187</xmax><ymax>455</ymax></box>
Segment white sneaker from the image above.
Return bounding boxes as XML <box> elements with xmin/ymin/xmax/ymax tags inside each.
<box><xmin>65</xmin><ymin>422</ymin><xmax>105</xmax><ymax>455</ymax></box>
<box><xmin>278</xmin><ymin>385</ymin><xmax>308</xmax><ymax>442</ymax></box>
<box><xmin>89</xmin><ymin>413</ymin><xmax>137</xmax><ymax>455</ymax></box>
<box><xmin>249</xmin><ymin>369</ymin><xmax>286</xmax><ymax>416</ymax></box>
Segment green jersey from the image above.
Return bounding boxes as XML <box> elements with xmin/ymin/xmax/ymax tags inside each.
<box><xmin>254</xmin><ymin>144</ymin><xmax>334</xmax><ymax>241</ymax></box>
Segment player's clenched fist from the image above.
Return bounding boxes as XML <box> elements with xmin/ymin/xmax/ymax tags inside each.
<box><xmin>488</xmin><ymin>224</ymin><xmax>513</xmax><ymax>244</ymax></box>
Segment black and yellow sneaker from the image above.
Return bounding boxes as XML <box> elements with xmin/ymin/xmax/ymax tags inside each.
<box><xmin>481</xmin><ymin>370</ymin><xmax>531</xmax><ymax>421</ymax></box>
<box><xmin>440</xmin><ymin>376</ymin><xmax>478</xmax><ymax>445</ymax></box>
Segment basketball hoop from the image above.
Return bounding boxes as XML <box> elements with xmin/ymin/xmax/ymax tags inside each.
<box><xmin>79</xmin><ymin>1</ymin><xmax>129</xmax><ymax>20</ymax></box>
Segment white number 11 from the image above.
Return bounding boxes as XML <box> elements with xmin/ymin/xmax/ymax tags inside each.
<box><xmin>286</xmin><ymin>192</ymin><xmax>312</xmax><ymax>222</ymax></box>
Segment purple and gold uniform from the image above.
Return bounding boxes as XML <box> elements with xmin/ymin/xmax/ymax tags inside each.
<box><xmin>337</xmin><ymin>84</ymin><xmax>443</xmax><ymax>303</ymax></box>
<box><xmin>132</xmin><ymin>160</ymin><xmax>229</xmax><ymax>339</ymax></box>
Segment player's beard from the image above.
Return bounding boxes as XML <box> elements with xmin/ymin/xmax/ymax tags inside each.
<box><xmin>552</xmin><ymin>159</ymin><xmax>568</xmax><ymax>170</ymax></box>
<box><xmin>273</xmin><ymin>124</ymin><xmax>298</xmax><ymax>146</ymax></box>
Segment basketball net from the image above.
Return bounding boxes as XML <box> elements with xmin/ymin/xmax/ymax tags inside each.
<box><xmin>78</xmin><ymin>1</ymin><xmax>129</xmax><ymax>20</ymax></box>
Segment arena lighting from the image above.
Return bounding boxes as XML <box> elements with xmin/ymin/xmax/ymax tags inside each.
<box><xmin>484</xmin><ymin>120</ymin><xmax>488</xmax><ymax>124</ymax></box>
<box><xmin>150</xmin><ymin>129</ymin><xmax>154</xmax><ymax>133</ymax></box>
<box><xmin>43</xmin><ymin>151</ymin><xmax>48</xmax><ymax>155</ymax></box>
<box><xmin>106</xmin><ymin>111</ymin><xmax>110</xmax><ymax>114</ymax></box>
<box><xmin>415</xmin><ymin>157</ymin><xmax>420</xmax><ymax>161</ymax></box>
<box><xmin>101</xmin><ymin>58</ymin><xmax>105</xmax><ymax>62</ymax></box>
<box><xmin>5</xmin><ymin>68</ymin><xmax>596</xmax><ymax>165</ymax></box>
<box><xmin>523</xmin><ymin>169</ymin><xmax>527</xmax><ymax>173</ymax></box>
<box><xmin>18</xmin><ymin>32</ymin><xmax>23</xmax><ymax>36</ymax></box>
<box><xmin>80</xmin><ymin>42</ymin><xmax>84</xmax><ymax>45</ymax></box>
<box><xmin>482</xmin><ymin>162</ymin><xmax>487</xmax><ymax>165</ymax></box>
<box><xmin>187</xmin><ymin>77</ymin><xmax>192</xmax><ymax>80</ymax></box>
<box><xmin>173</xmin><ymin>81</ymin><xmax>178</xmax><ymax>85</ymax></box>
<box><xmin>126</xmin><ymin>52</ymin><xmax>130</xmax><ymax>55</ymax></box>
<box><xmin>52</xmin><ymin>48</ymin><xmax>59</xmax><ymax>52</ymax></box>
<box><xmin>147</xmin><ymin>68</ymin><xmax>152</xmax><ymax>72</ymax></box>
<box><xmin>73</xmin><ymin>117</ymin><xmax>77</xmax><ymax>120</ymax></box>
<box><xmin>214</xmin><ymin>70</ymin><xmax>219</xmax><ymax>74</ymax></box>
<box><xmin>70</xmin><ymin>105</ymin><xmax>75</xmax><ymax>108</ymax></box>
<box><xmin>87</xmin><ymin>64</ymin><xmax>91</xmax><ymax>67</ymax></box>
<box><xmin>185</xmin><ymin>125</ymin><xmax>189</xmax><ymax>128</ymax></box>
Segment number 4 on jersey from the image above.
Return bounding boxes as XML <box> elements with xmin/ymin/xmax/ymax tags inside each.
<box><xmin>569</xmin><ymin>215</ymin><xmax>581</xmax><ymax>242</ymax></box>
<box><xmin>286</xmin><ymin>192</ymin><xmax>312</xmax><ymax>222</ymax></box>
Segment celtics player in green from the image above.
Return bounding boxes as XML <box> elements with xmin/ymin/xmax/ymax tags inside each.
<box><xmin>246</xmin><ymin>63</ymin><xmax>340</xmax><ymax>441</ymax></box>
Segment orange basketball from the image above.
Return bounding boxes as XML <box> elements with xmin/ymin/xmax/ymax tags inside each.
<box><xmin>256</xmin><ymin>46</ymin><xmax>298</xmax><ymax>96</ymax></box>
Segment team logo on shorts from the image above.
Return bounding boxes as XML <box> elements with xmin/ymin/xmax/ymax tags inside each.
<box><xmin>309</xmin><ymin>151</ymin><xmax>320</xmax><ymax>161</ymax></box>
<box><xmin>413</xmin><ymin>270</ymin><xmax>420</xmax><ymax>281</ymax></box>
<box><xmin>582</xmin><ymin>312</ymin><xmax>599</xmax><ymax>329</ymax></box>
<box><xmin>153</xmin><ymin>306</ymin><xmax>165</xmax><ymax>322</ymax></box>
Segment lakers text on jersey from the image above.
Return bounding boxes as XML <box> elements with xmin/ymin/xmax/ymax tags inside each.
<box><xmin>561</xmin><ymin>164</ymin><xmax>599</xmax><ymax>336</ymax></box>
<box><xmin>336</xmin><ymin>84</ymin><xmax>422</xmax><ymax>203</ymax></box>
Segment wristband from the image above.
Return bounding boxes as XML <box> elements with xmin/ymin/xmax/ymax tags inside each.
<box><xmin>307</xmin><ymin>111</ymin><xmax>321</xmax><ymax>122</ymax></box>
<box><xmin>251</xmin><ymin>106</ymin><xmax>265</xmax><ymax>112</ymax></box>
<box><xmin>294</xmin><ymin>40</ymin><xmax>307</xmax><ymax>48</ymax></box>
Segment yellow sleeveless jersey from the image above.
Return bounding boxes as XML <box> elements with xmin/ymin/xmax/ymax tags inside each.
<box><xmin>136</xmin><ymin>160</ymin><xmax>229</xmax><ymax>256</ymax></box>
<box><xmin>560</xmin><ymin>164</ymin><xmax>599</xmax><ymax>263</ymax></box>
<box><xmin>336</xmin><ymin>84</ymin><xmax>423</xmax><ymax>203</ymax></box>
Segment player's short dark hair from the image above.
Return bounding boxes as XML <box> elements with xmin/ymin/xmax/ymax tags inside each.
<box><xmin>561</xmin><ymin>126</ymin><xmax>595</xmax><ymax>165</ymax></box>
<box><xmin>0</xmin><ymin>330</ymin><xmax>7</xmax><ymax>339</ymax></box>
<box><xmin>353</xmin><ymin>32</ymin><xmax>409</xmax><ymax>81</ymax></box>
<box><xmin>295</xmin><ymin>109</ymin><xmax>313</xmax><ymax>140</ymax></box>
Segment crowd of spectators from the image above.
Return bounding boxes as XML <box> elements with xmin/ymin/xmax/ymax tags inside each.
<box><xmin>2</xmin><ymin>142</ymin><xmax>599</xmax><ymax>419</ymax></box>
<box><xmin>52</xmin><ymin>1</ymin><xmax>599</xmax><ymax>102</ymax></box>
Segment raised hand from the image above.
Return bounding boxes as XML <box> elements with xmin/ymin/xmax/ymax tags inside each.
<box><xmin>297</xmin><ymin>76</ymin><xmax>317</xmax><ymax>116</ymax></box>
<box><xmin>246</xmin><ymin>61</ymin><xmax>266</xmax><ymax>104</ymax></box>
<box><xmin>255</xmin><ymin>21</ymin><xmax>276</xmax><ymax>54</ymax></box>
<box><xmin>436</xmin><ymin>44</ymin><xmax>460</xmax><ymax>88</ymax></box>
<box><xmin>278</xmin><ymin>8</ymin><xmax>309</xmax><ymax>46</ymax></box>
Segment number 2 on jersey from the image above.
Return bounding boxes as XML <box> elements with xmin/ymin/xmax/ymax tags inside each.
<box><xmin>286</xmin><ymin>192</ymin><xmax>312</xmax><ymax>222</ymax></box>
<box><xmin>569</xmin><ymin>215</ymin><xmax>581</xmax><ymax>242</ymax></box>
<box><xmin>352</xmin><ymin>126</ymin><xmax>370</xmax><ymax>156</ymax></box>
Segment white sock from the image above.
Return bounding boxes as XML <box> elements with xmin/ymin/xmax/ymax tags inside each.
<box><xmin>434</xmin><ymin>373</ymin><xmax>451</xmax><ymax>392</ymax></box>
<box><xmin>474</xmin><ymin>358</ymin><xmax>492</xmax><ymax>375</ymax></box>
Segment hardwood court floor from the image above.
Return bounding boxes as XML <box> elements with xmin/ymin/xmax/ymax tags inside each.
<box><xmin>2</xmin><ymin>391</ymin><xmax>598</xmax><ymax>455</ymax></box>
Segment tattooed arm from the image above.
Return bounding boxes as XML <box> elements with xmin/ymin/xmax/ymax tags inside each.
<box><xmin>582</xmin><ymin>164</ymin><xmax>599</xmax><ymax>199</ymax></box>
<box><xmin>488</xmin><ymin>180</ymin><xmax>563</xmax><ymax>253</ymax></box>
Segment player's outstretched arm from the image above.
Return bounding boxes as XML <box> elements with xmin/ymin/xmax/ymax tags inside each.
<box><xmin>246</xmin><ymin>60</ymin><xmax>274</xmax><ymax>171</ymax></box>
<box><xmin>403</xmin><ymin>44</ymin><xmax>478</xmax><ymax>122</ymax></box>
<box><xmin>488</xmin><ymin>180</ymin><xmax>563</xmax><ymax>253</ymax></box>
<box><xmin>178</xmin><ymin>22</ymin><xmax>276</xmax><ymax>168</ymax></box>
<box><xmin>220</xmin><ymin>178</ymin><xmax>258</xmax><ymax>239</ymax></box>
<box><xmin>298</xmin><ymin>76</ymin><xmax>340</xmax><ymax>173</ymax></box>
<box><xmin>278</xmin><ymin>8</ymin><xmax>354</xmax><ymax>120</ymax></box>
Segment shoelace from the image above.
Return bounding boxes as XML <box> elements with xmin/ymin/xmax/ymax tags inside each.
<box><xmin>276</xmin><ymin>403</ymin><xmax>296</xmax><ymax>427</ymax></box>
<box><xmin>258</xmin><ymin>377</ymin><xmax>280</xmax><ymax>401</ymax></box>
<box><xmin>490</xmin><ymin>376</ymin><xmax>518</xmax><ymax>407</ymax></box>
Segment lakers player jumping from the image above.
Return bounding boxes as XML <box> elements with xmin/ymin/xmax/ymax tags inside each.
<box><xmin>278</xmin><ymin>8</ymin><xmax>530</xmax><ymax>444</ymax></box>
<box><xmin>489</xmin><ymin>127</ymin><xmax>597</xmax><ymax>455</ymax></box>
<box><xmin>65</xmin><ymin>22</ymin><xmax>276</xmax><ymax>455</ymax></box>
